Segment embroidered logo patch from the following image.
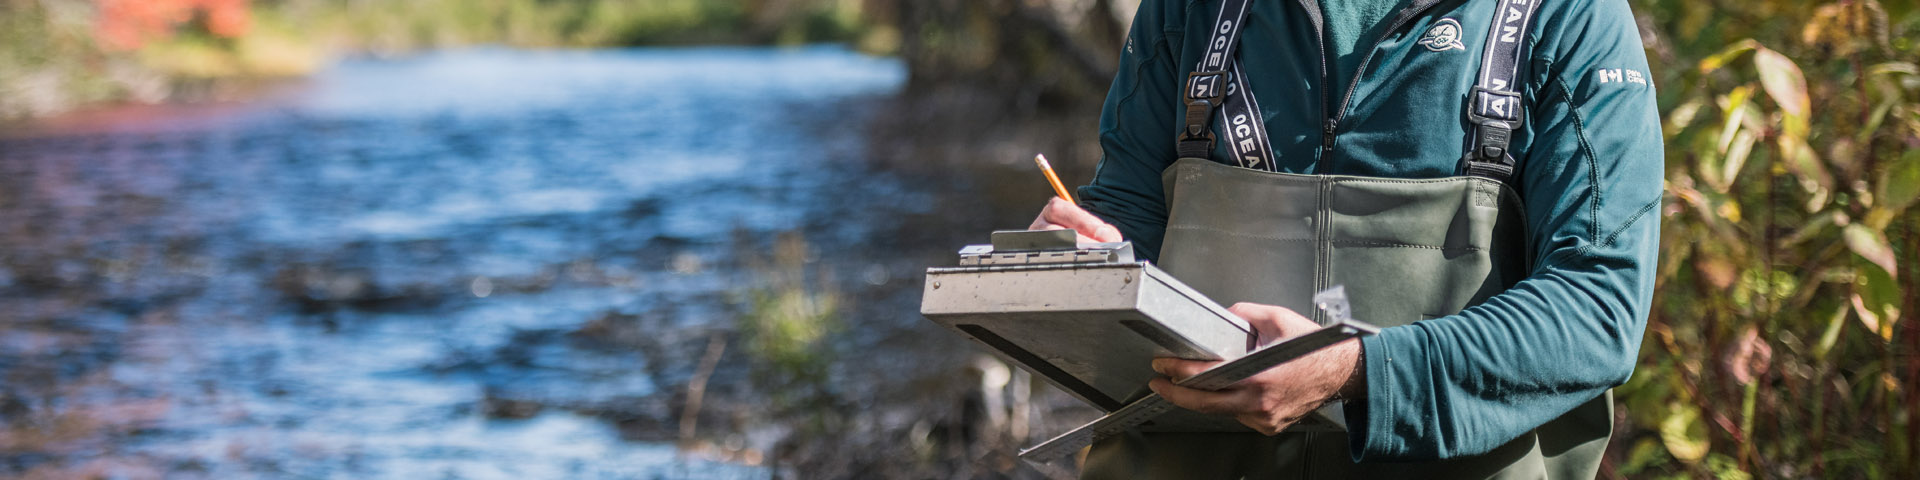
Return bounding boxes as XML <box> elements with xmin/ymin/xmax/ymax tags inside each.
<box><xmin>1417</xmin><ymin>18</ymin><xmax>1467</xmax><ymax>52</ymax></box>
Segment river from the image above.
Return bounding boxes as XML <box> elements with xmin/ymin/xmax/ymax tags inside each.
<box><xmin>0</xmin><ymin>45</ymin><xmax>1105</xmax><ymax>479</ymax></box>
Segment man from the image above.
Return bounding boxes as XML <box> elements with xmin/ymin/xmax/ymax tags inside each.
<box><xmin>1030</xmin><ymin>0</ymin><xmax>1661</xmax><ymax>477</ymax></box>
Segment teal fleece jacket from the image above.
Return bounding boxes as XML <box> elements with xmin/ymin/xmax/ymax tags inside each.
<box><xmin>1076</xmin><ymin>0</ymin><xmax>1663</xmax><ymax>462</ymax></box>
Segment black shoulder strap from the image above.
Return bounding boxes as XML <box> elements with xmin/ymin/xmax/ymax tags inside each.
<box><xmin>1180</xmin><ymin>0</ymin><xmax>1542</xmax><ymax>178</ymax></box>
<box><xmin>1177</xmin><ymin>0</ymin><xmax>1277</xmax><ymax>171</ymax></box>
<box><xmin>1463</xmin><ymin>0</ymin><xmax>1542</xmax><ymax>182</ymax></box>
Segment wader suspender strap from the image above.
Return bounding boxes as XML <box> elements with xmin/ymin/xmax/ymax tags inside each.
<box><xmin>1179</xmin><ymin>0</ymin><xmax>1543</xmax><ymax>181</ymax></box>
<box><xmin>1463</xmin><ymin>0</ymin><xmax>1542</xmax><ymax>182</ymax></box>
<box><xmin>1177</xmin><ymin>0</ymin><xmax>1277</xmax><ymax>171</ymax></box>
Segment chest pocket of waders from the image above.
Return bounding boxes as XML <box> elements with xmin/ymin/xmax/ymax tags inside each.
<box><xmin>1157</xmin><ymin>159</ymin><xmax>1531</xmax><ymax>328</ymax></box>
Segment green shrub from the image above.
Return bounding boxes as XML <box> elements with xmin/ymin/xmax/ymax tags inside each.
<box><xmin>1621</xmin><ymin>1</ymin><xmax>1919</xmax><ymax>477</ymax></box>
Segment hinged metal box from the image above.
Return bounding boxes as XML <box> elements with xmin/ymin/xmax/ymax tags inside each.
<box><xmin>921</xmin><ymin>232</ymin><xmax>1255</xmax><ymax>415</ymax></box>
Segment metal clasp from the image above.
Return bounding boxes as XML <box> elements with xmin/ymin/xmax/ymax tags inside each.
<box><xmin>1180</xmin><ymin>71</ymin><xmax>1230</xmax><ymax>148</ymax></box>
<box><xmin>1463</xmin><ymin>87</ymin><xmax>1523</xmax><ymax>170</ymax></box>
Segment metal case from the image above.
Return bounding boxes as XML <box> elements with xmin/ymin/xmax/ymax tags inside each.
<box><xmin>921</xmin><ymin>238</ymin><xmax>1255</xmax><ymax>417</ymax></box>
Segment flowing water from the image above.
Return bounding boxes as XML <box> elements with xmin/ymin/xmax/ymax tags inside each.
<box><xmin>0</xmin><ymin>45</ymin><xmax>1104</xmax><ymax>479</ymax></box>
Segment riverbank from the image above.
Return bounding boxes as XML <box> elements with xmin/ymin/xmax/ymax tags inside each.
<box><xmin>1</xmin><ymin>0</ymin><xmax>1139</xmax><ymax>122</ymax></box>
<box><xmin>0</xmin><ymin>0</ymin><xmax>881</xmax><ymax>120</ymax></box>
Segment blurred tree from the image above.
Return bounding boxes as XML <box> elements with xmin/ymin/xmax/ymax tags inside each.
<box><xmin>870</xmin><ymin>0</ymin><xmax>1135</xmax><ymax>110</ymax></box>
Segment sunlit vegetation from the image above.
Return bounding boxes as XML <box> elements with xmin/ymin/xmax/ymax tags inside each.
<box><xmin>725</xmin><ymin>230</ymin><xmax>854</xmax><ymax>466</ymax></box>
<box><xmin>93</xmin><ymin>0</ymin><xmax>252</xmax><ymax>50</ymax></box>
<box><xmin>0</xmin><ymin>0</ymin><xmax>875</xmax><ymax>119</ymax></box>
<box><xmin>0</xmin><ymin>1</ymin><xmax>146</xmax><ymax>117</ymax></box>
<box><xmin>295</xmin><ymin>0</ymin><xmax>866</xmax><ymax>51</ymax></box>
<box><xmin>1620</xmin><ymin>1</ymin><xmax>1919</xmax><ymax>478</ymax></box>
<box><xmin>736</xmin><ymin>232</ymin><xmax>841</xmax><ymax>395</ymax></box>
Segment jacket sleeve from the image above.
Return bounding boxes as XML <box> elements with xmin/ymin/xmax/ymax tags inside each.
<box><xmin>1075</xmin><ymin>0</ymin><xmax>1184</xmax><ymax>261</ymax></box>
<box><xmin>1346</xmin><ymin>0</ymin><xmax>1664</xmax><ymax>461</ymax></box>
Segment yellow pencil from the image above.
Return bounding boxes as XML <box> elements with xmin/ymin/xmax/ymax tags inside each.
<box><xmin>1034</xmin><ymin>154</ymin><xmax>1074</xmax><ymax>204</ymax></box>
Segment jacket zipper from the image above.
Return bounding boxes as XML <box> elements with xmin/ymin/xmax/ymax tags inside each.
<box><xmin>1291</xmin><ymin>0</ymin><xmax>1331</xmax><ymax>165</ymax></box>
<box><xmin>1317</xmin><ymin>0</ymin><xmax>1453</xmax><ymax>160</ymax></box>
<box><xmin>1294</xmin><ymin>2</ymin><xmax>1451</xmax><ymax>473</ymax></box>
<box><xmin>1211</xmin><ymin>4</ymin><xmax>1464</xmax><ymax>474</ymax></box>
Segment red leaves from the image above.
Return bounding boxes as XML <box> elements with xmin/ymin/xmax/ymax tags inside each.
<box><xmin>94</xmin><ymin>0</ymin><xmax>252</xmax><ymax>51</ymax></box>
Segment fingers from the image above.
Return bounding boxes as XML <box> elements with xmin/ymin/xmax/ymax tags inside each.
<box><xmin>1027</xmin><ymin>223</ymin><xmax>1104</xmax><ymax>245</ymax></box>
<box><xmin>1028</xmin><ymin>222</ymin><xmax>1103</xmax><ymax>245</ymax></box>
<box><xmin>1152</xmin><ymin>379</ymin><xmax>1302</xmax><ymax>435</ymax></box>
<box><xmin>1227</xmin><ymin>302</ymin><xmax>1319</xmax><ymax>346</ymax></box>
<box><xmin>1027</xmin><ymin>212</ymin><xmax>1058</xmax><ymax>231</ymax></box>
<box><xmin>1148</xmin><ymin>377</ymin><xmax>1248</xmax><ymax>415</ymax></box>
<box><xmin>1153</xmin><ymin>379</ymin><xmax>1294</xmax><ymax>434</ymax></box>
<box><xmin>1033</xmin><ymin>197</ymin><xmax>1122</xmax><ymax>242</ymax></box>
<box><xmin>1151</xmin><ymin>357</ymin><xmax>1220</xmax><ymax>382</ymax></box>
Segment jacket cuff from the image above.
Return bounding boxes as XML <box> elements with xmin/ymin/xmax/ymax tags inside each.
<box><xmin>1346</xmin><ymin>331</ymin><xmax>1408</xmax><ymax>462</ymax></box>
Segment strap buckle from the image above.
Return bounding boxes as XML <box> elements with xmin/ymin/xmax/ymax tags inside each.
<box><xmin>1185</xmin><ymin>71</ymin><xmax>1229</xmax><ymax>105</ymax></box>
<box><xmin>1464</xmin><ymin>87</ymin><xmax>1523</xmax><ymax>166</ymax></box>
<box><xmin>1178</xmin><ymin>71</ymin><xmax>1230</xmax><ymax>155</ymax></box>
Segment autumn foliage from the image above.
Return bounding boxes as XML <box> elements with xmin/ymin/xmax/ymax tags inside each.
<box><xmin>94</xmin><ymin>0</ymin><xmax>252</xmax><ymax>50</ymax></box>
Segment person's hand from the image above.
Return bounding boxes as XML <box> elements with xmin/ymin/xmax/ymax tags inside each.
<box><xmin>1029</xmin><ymin>197</ymin><xmax>1122</xmax><ymax>243</ymax></box>
<box><xmin>1148</xmin><ymin>302</ymin><xmax>1365</xmax><ymax>435</ymax></box>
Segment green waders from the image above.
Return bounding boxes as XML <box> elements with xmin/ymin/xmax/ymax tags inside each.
<box><xmin>1078</xmin><ymin>158</ymin><xmax>1613</xmax><ymax>479</ymax></box>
